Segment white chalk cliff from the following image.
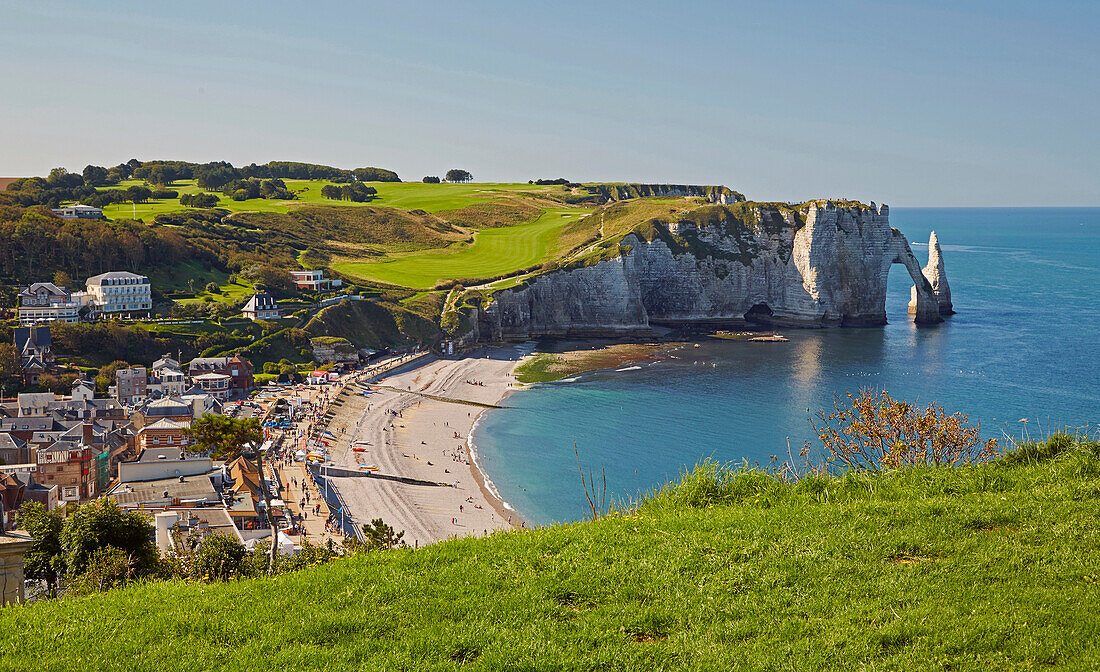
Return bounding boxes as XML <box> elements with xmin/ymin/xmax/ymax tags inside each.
<box><xmin>464</xmin><ymin>202</ymin><xmax>946</xmax><ymax>341</ymax></box>
<box><xmin>909</xmin><ymin>230</ymin><xmax>953</xmax><ymax>315</ymax></box>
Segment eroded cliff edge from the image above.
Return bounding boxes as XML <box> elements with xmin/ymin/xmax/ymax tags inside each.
<box><xmin>459</xmin><ymin>201</ymin><xmax>945</xmax><ymax>342</ymax></box>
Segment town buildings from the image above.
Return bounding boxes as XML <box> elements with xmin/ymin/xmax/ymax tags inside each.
<box><xmin>13</xmin><ymin>327</ymin><xmax>54</xmax><ymax>387</ymax></box>
<box><xmin>115</xmin><ymin>367</ymin><xmax>148</xmax><ymax>405</ymax></box>
<box><xmin>50</xmin><ymin>203</ymin><xmax>103</xmax><ymax>219</ymax></box>
<box><xmin>242</xmin><ymin>292</ymin><xmax>280</xmax><ymax>321</ymax></box>
<box><xmin>149</xmin><ymin>355</ymin><xmax>186</xmax><ymax>397</ymax></box>
<box><xmin>186</xmin><ymin>354</ymin><xmax>253</xmax><ymax>396</ymax></box>
<box><xmin>17</xmin><ymin>283</ymin><xmax>81</xmax><ymax>326</ymax></box>
<box><xmin>289</xmin><ymin>269</ymin><xmax>342</xmax><ymax>291</ymax></box>
<box><xmin>83</xmin><ymin>271</ymin><xmax>152</xmax><ymax>318</ymax></box>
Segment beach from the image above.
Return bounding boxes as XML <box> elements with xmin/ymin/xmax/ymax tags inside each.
<box><xmin>320</xmin><ymin>346</ymin><xmax>527</xmax><ymax>547</ymax></box>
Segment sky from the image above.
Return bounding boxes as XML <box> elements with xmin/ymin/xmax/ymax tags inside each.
<box><xmin>1</xmin><ymin>1</ymin><xmax>1097</xmax><ymax>206</ymax></box>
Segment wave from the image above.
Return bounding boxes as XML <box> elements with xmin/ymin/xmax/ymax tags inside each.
<box><xmin>615</xmin><ymin>366</ymin><xmax>642</xmax><ymax>372</ymax></box>
<box><xmin>467</xmin><ymin>408</ymin><xmax>519</xmax><ymax>514</ymax></box>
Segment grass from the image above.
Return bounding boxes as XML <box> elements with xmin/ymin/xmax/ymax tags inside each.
<box><xmin>98</xmin><ymin>180</ymin><xmax>558</xmax><ymax>221</ymax></box>
<box><xmin>2</xmin><ymin>434</ymin><xmax>1098</xmax><ymax>671</ymax></box>
<box><xmin>333</xmin><ymin>208</ymin><xmax>592</xmax><ymax>288</ymax></box>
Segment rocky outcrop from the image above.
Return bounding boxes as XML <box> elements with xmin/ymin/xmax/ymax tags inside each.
<box><xmin>476</xmin><ymin>202</ymin><xmax>945</xmax><ymax>340</ymax></box>
<box><xmin>909</xmin><ymin>230</ymin><xmax>953</xmax><ymax>316</ymax></box>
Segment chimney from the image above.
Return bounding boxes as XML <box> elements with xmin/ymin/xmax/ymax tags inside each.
<box><xmin>82</xmin><ymin>421</ymin><xmax>94</xmax><ymax>445</ymax></box>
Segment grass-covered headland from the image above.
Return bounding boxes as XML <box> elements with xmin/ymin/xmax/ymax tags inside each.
<box><xmin>2</xmin><ymin>431</ymin><xmax>1098</xmax><ymax>671</ymax></box>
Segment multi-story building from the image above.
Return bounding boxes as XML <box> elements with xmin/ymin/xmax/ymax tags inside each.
<box><xmin>289</xmin><ymin>269</ymin><xmax>342</xmax><ymax>291</ymax></box>
<box><xmin>50</xmin><ymin>204</ymin><xmax>103</xmax><ymax>219</ymax></box>
<box><xmin>135</xmin><ymin>419</ymin><xmax>192</xmax><ymax>452</ymax></box>
<box><xmin>34</xmin><ymin>424</ymin><xmax>107</xmax><ymax>503</ymax></box>
<box><xmin>192</xmin><ymin>373</ymin><xmax>231</xmax><ymax>400</ymax></box>
<box><xmin>13</xmin><ymin>327</ymin><xmax>54</xmax><ymax>387</ymax></box>
<box><xmin>149</xmin><ymin>354</ymin><xmax>187</xmax><ymax>397</ymax></box>
<box><xmin>241</xmin><ymin>292</ymin><xmax>280</xmax><ymax>321</ymax></box>
<box><xmin>115</xmin><ymin>367</ymin><xmax>148</xmax><ymax>405</ymax></box>
<box><xmin>82</xmin><ymin>271</ymin><xmax>152</xmax><ymax>318</ymax></box>
<box><xmin>17</xmin><ymin>283</ymin><xmax>82</xmax><ymax>325</ymax></box>
<box><xmin>187</xmin><ymin>354</ymin><xmax>254</xmax><ymax>395</ymax></box>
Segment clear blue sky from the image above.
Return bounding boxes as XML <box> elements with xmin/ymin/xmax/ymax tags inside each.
<box><xmin>1</xmin><ymin>1</ymin><xmax>1097</xmax><ymax>205</ymax></box>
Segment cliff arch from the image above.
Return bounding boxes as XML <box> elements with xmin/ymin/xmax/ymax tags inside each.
<box><xmin>891</xmin><ymin>239</ymin><xmax>943</xmax><ymax>325</ymax></box>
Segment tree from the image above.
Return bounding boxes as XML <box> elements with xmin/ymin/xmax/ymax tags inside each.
<box><xmin>95</xmin><ymin>360</ymin><xmax>130</xmax><ymax>395</ymax></box>
<box><xmin>52</xmin><ymin>270</ymin><xmax>73</xmax><ymax>289</ymax></box>
<box><xmin>17</xmin><ymin>502</ymin><xmax>63</xmax><ymax>597</ymax></box>
<box><xmin>191</xmin><ymin>532</ymin><xmax>250</xmax><ymax>581</ymax></box>
<box><xmin>0</xmin><ymin>343</ymin><xmax>21</xmax><ymax>386</ymax></box>
<box><xmin>61</xmin><ymin>498</ymin><xmax>159</xmax><ymax>579</ymax></box>
<box><xmin>184</xmin><ymin>414</ymin><xmax>281</xmax><ymax>569</ymax></box>
<box><xmin>82</xmin><ymin>165</ymin><xmax>109</xmax><ymax>186</ymax></box>
<box><xmin>351</xmin><ymin>167</ymin><xmax>400</xmax><ymax>182</ymax></box>
<box><xmin>445</xmin><ymin>169</ymin><xmax>472</xmax><ymax>183</ymax></box>
<box><xmin>422</xmin><ymin>176</ymin><xmax>441</xmax><ymax>183</ymax></box>
<box><xmin>361</xmin><ymin>518</ymin><xmax>405</xmax><ymax>550</ymax></box>
<box><xmin>125</xmin><ymin>185</ymin><xmax>152</xmax><ymax>204</ymax></box>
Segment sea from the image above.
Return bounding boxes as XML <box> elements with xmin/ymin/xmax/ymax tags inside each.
<box><xmin>472</xmin><ymin>208</ymin><xmax>1100</xmax><ymax>526</ymax></box>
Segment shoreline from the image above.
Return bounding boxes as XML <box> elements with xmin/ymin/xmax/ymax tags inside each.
<box><xmin>319</xmin><ymin>346</ymin><xmax>528</xmax><ymax>547</ymax></box>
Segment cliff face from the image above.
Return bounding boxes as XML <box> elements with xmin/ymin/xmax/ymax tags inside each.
<box><xmin>909</xmin><ymin>230</ymin><xmax>953</xmax><ymax>316</ymax></box>
<box><xmin>481</xmin><ymin>203</ymin><xmax>943</xmax><ymax>340</ymax></box>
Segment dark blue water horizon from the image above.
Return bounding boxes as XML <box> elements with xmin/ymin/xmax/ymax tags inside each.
<box><xmin>473</xmin><ymin>207</ymin><xmax>1100</xmax><ymax>526</ymax></box>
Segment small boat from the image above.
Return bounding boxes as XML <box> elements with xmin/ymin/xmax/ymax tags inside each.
<box><xmin>358</xmin><ymin>464</ymin><xmax>380</xmax><ymax>472</ymax></box>
<box><xmin>352</xmin><ymin>447</ymin><xmax>366</xmax><ymax>453</ymax></box>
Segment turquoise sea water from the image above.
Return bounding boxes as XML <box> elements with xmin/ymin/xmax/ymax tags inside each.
<box><xmin>473</xmin><ymin>208</ymin><xmax>1100</xmax><ymax>526</ymax></box>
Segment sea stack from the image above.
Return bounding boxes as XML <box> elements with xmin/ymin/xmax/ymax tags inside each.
<box><xmin>909</xmin><ymin>230</ymin><xmax>954</xmax><ymax>316</ymax></box>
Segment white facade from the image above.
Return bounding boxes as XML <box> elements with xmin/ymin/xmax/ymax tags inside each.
<box><xmin>83</xmin><ymin>271</ymin><xmax>152</xmax><ymax>317</ymax></box>
<box><xmin>193</xmin><ymin>373</ymin><xmax>231</xmax><ymax>400</ymax></box>
<box><xmin>17</xmin><ymin>283</ymin><xmax>81</xmax><ymax>325</ymax></box>
<box><xmin>149</xmin><ymin>367</ymin><xmax>187</xmax><ymax>397</ymax></box>
<box><xmin>290</xmin><ymin>269</ymin><xmax>342</xmax><ymax>291</ymax></box>
<box><xmin>51</xmin><ymin>204</ymin><xmax>103</xmax><ymax>219</ymax></box>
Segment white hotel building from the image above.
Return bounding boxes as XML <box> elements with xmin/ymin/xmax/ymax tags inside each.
<box><xmin>82</xmin><ymin>271</ymin><xmax>152</xmax><ymax>318</ymax></box>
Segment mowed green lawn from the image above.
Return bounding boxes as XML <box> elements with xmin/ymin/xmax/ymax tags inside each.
<box><xmin>334</xmin><ymin>208</ymin><xmax>591</xmax><ymax>288</ymax></box>
<box><xmin>98</xmin><ymin>180</ymin><xmax>554</xmax><ymax>221</ymax></box>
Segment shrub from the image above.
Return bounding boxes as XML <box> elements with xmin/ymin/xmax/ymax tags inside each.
<box><xmin>810</xmin><ymin>389</ymin><xmax>998</xmax><ymax>471</ymax></box>
<box><xmin>191</xmin><ymin>532</ymin><xmax>250</xmax><ymax>582</ymax></box>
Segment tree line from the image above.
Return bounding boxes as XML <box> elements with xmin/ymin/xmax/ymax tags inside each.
<box><xmin>2</xmin><ymin>159</ymin><xmax>401</xmax><ymax>209</ymax></box>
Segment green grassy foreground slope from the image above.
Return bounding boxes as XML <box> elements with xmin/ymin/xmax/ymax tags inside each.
<box><xmin>2</xmin><ymin>436</ymin><xmax>1098</xmax><ymax>671</ymax></box>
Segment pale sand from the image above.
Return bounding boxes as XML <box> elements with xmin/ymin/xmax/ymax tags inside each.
<box><xmin>320</xmin><ymin>346</ymin><xmax>527</xmax><ymax>547</ymax></box>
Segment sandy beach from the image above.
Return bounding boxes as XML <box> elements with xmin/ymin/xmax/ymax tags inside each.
<box><xmin>319</xmin><ymin>345</ymin><xmax>527</xmax><ymax>547</ymax></box>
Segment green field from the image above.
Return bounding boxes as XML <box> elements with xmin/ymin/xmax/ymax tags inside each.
<box><xmin>99</xmin><ymin>180</ymin><xmax>556</xmax><ymax>221</ymax></box>
<box><xmin>333</xmin><ymin>207</ymin><xmax>592</xmax><ymax>287</ymax></box>
<box><xmin>2</xmin><ymin>434</ymin><xmax>1098</xmax><ymax>671</ymax></box>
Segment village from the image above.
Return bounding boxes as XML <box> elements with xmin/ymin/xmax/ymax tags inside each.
<box><xmin>0</xmin><ymin>258</ymin><xmax>437</xmax><ymax>603</ymax></box>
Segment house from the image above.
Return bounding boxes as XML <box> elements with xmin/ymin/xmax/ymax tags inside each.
<box><xmin>50</xmin><ymin>203</ymin><xmax>103</xmax><ymax>219</ymax></box>
<box><xmin>149</xmin><ymin>354</ymin><xmax>187</xmax><ymax>397</ymax></box>
<box><xmin>13</xmin><ymin>327</ymin><xmax>55</xmax><ymax>386</ymax></box>
<box><xmin>289</xmin><ymin>269</ymin><xmax>342</xmax><ymax>291</ymax></box>
<box><xmin>241</xmin><ymin>292</ymin><xmax>280</xmax><ymax>321</ymax></box>
<box><xmin>135</xmin><ymin>419</ymin><xmax>192</xmax><ymax>453</ymax></box>
<box><xmin>116</xmin><ymin>447</ymin><xmax>213</xmax><ymax>484</ymax></box>
<box><xmin>34</xmin><ymin>431</ymin><xmax>105</xmax><ymax>503</ymax></box>
<box><xmin>115</xmin><ymin>367</ymin><xmax>147</xmax><ymax>405</ymax></box>
<box><xmin>16</xmin><ymin>393</ymin><xmax>53</xmax><ymax>418</ymax></box>
<box><xmin>107</xmin><ymin>473</ymin><xmax>220</xmax><ymax>510</ymax></box>
<box><xmin>132</xmin><ymin>396</ymin><xmax>194</xmax><ymax>428</ymax></box>
<box><xmin>187</xmin><ymin>354</ymin><xmax>254</xmax><ymax>395</ymax></box>
<box><xmin>82</xmin><ymin>271</ymin><xmax>152</xmax><ymax>318</ymax></box>
<box><xmin>17</xmin><ymin>283</ymin><xmax>81</xmax><ymax>325</ymax></box>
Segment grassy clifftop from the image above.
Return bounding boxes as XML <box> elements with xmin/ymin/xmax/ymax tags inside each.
<box><xmin>2</xmin><ymin>435</ymin><xmax>1098</xmax><ymax>671</ymax></box>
